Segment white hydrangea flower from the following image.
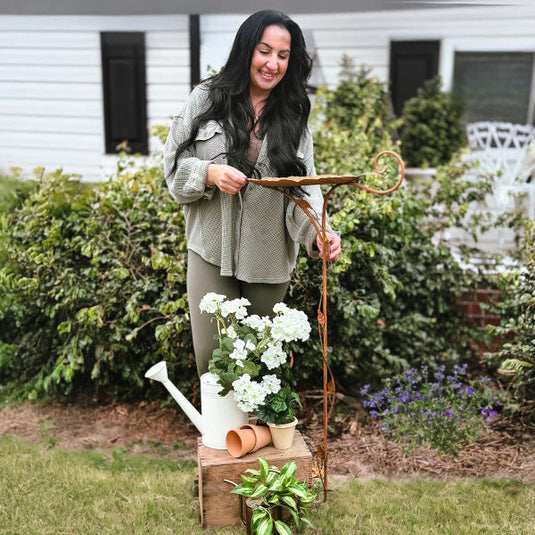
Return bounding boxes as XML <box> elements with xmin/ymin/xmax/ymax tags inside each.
<box><xmin>236</xmin><ymin>399</ymin><xmax>256</xmax><ymax>412</ymax></box>
<box><xmin>232</xmin><ymin>375</ymin><xmax>268</xmax><ymax>412</ymax></box>
<box><xmin>261</xmin><ymin>342</ymin><xmax>287</xmax><ymax>370</ymax></box>
<box><xmin>220</xmin><ymin>297</ymin><xmax>251</xmax><ymax>318</ymax></box>
<box><xmin>272</xmin><ymin>302</ymin><xmax>289</xmax><ymax>314</ymax></box>
<box><xmin>225</xmin><ymin>325</ymin><xmax>238</xmax><ymax>339</ymax></box>
<box><xmin>271</xmin><ymin>308</ymin><xmax>311</xmax><ymax>342</ymax></box>
<box><xmin>199</xmin><ymin>292</ymin><xmax>226</xmax><ymax>313</ymax></box>
<box><xmin>230</xmin><ymin>339</ymin><xmax>249</xmax><ymax>364</ymax></box>
<box><xmin>243</xmin><ymin>314</ymin><xmax>271</xmax><ymax>332</ymax></box>
<box><xmin>232</xmin><ymin>373</ymin><xmax>251</xmax><ymax>392</ymax></box>
<box><xmin>247</xmin><ymin>381</ymin><xmax>268</xmax><ymax>406</ymax></box>
<box><xmin>261</xmin><ymin>374</ymin><xmax>281</xmax><ymax>394</ymax></box>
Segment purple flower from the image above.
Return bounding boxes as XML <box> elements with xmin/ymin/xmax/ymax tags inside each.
<box><xmin>481</xmin><ymin>407</ymin><xmax>498</xmax><ymax>422</ymax></box>
<box><xmin>360</xmin><ymin>384</ymin><xmax>371</xmax><ymax>396</ymax></box>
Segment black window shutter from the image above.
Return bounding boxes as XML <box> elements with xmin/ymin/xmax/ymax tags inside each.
<box><xmin>389</xmin><ymin>41</ymin><xmax>440</xmax><ymax>117</ymax></box>
<box><xmin>101</xmin><ymin>32</ymin><xmax>148</xmax><ymax>154</ymax></box>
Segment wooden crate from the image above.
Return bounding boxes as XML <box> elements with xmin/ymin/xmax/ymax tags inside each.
<box><xmin>197</xmin><ymin>430</ymin><xmax>313</xmax><ymax>528</ymax></box>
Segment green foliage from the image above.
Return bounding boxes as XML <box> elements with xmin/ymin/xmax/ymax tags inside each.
<box><xmin>287</xmin><ymin>60</ymin><xmax>521</xmax><ymax>395</ymax></box>
<box><xmin>257</xmin><ymin>387</ymin><xmax>302</xmax><ymax>425</ymax></box>
<box><xmin>0</xmin><ymin>148</ymin><xmax>194</xmax><ymax>401</ymax></box>
<box><xmin>311</xmin><ymin>57</ymin><xmax>401</xmax><ymax>177</ymax></box>
<box><xmin>400</xmin><ymin>76</ymin><xmax>467</xmax><ymax>168</ymax></box>
<box><xmin>0</xmin><ymin>171</ymin><xmax>37</xmax><ymax>269</ymax></box>
<box><xmin>485</xmin><ymin>222</ymin><xmax>535</xmax><ymax>424</ymax></box>
<box><xmin>231</xmin><ymin>457</ymin><xmax>315</xmax><ymax>534</ymax></box>
<box><xmin>0</xmin><ymin>170</ymin><xmax>36</xmax><ymax>217</ymax></box>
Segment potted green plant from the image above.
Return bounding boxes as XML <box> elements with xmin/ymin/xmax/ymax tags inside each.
<box><xmin>257</xmin><ymin>387</ymin><xmax>302</xmax><ymax>449</ymax></box>
<box><xmin>230</xmin><ymin>457</ymin><xmax>315</xmax><ymax>535</ymax></box>
<box><xmin>199</xmin><ymin>293</ymin><xmax>310</xmax><ymax>449</ymax></box>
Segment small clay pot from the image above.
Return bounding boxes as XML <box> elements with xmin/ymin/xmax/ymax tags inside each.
<box><xmin>226</xmin><ymin>427</ymin><xmax>256</xmax><ymax>458</ymax></box>
<box><xmin>240</xmin><ymin>424</ymin><xmax>272</xmax><ymax>452</ymax></box>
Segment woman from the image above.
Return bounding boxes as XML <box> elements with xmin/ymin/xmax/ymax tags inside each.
<box><xmin>164</xmin><ymin>10</ymin><xmax>341</xmax><ymax>376</ymax></box>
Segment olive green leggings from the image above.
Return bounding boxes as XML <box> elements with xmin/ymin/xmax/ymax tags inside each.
<box><xmin>187</xmin><ymin>250</ymin><xmax>289</xmax><ymax>377</ymax></box>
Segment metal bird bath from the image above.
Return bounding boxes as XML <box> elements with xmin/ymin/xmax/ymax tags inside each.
<box><xmin>248</xmin><ymin>150</ymin><xmax>405</xmax><ymax>501</ymax></box>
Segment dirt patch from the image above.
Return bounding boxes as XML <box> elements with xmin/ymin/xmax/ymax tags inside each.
<box><xmin>1</xmin><ymin>400</ymin><xmax>534</xmax><ymax>483</ymax></box>
<box><xmin>0</xmin><ymin>401</ymin><xmax>198</xmax><ymax>458</ymax></box>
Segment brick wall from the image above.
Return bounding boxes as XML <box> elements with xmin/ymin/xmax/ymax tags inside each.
<box><xmin>459</xmin><ymin>288</ymin><xmax>502</xmax><ymax>328</ymax></box>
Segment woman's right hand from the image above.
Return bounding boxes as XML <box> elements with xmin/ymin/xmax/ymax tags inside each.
<box><xmin>207</xmin><ymin>164</ymin><xmax>247</xmax><ymax>195</ymax></box>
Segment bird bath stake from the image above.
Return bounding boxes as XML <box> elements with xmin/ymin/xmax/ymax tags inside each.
<box><xmin>248</xmin><ymin>150</ymin><xmax>405</xmax><ymax>501</ymax></box>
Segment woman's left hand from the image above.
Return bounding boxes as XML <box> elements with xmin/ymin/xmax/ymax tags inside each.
<box><xmin>316</xmin><ymin>232</ymin><xmax>341</xmax><ymax>261</ymax></box>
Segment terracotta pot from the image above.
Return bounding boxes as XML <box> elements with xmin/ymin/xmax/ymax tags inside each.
<box><xmin>267</xmin><ymin>418</ymin><xmax>298</xmax><ymax>450</ymax></box>
<box><xmin>226</xmin><ymin>427</ymin><xmax>256</xmax><ymax>458</ymax></box>
<box><xmin>226</xmin><ymin>424</ymin><xmax>272</xmax><ymax>458</ymax></box>
<box><xmin>240</xmin><ymin>424</ymin><xmax>272</xmax><ymax>452</ymax></box>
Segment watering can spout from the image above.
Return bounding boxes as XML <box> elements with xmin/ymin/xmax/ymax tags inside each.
<box><xmin>145</xmin><ymin>361</ymin><xmax>205</xmax><ymax>435</ymax></box>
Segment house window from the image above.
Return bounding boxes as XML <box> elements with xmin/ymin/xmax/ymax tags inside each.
<box><xmin>389</xmin><ymin>41</ymin><xmax>440</xmax><ymax>117</ymax></box>
<box><xmin>101</xmin><ymin>32</ymin><xmax>148</xmax><ymax>154</ymax></box>
<box><xmin>452</xmin><ymin>52</ymin><xmax>534</xmax><ymax>124</ymax></box>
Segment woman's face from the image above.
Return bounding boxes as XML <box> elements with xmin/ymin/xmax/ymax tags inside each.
<box><xmin>249</xmin><ymin>24</ymin><xmax>291</xmax><ymax>98</ymax></box>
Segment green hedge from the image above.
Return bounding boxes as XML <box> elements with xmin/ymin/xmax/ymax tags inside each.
<box><xmin>0</xmin><ymin>156</ymin><xmax>194</xmax><ymax>402</ymax></box>
<box><xmin>0</xmin><ymin>64</ymin><xmax>523</xmax><ymax>402</ymax></box>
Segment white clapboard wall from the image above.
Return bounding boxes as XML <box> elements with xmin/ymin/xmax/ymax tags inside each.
<box><xmin>1</xmin><ymin>5</ymin><xmax>535</xmax><ymax>181</ymax></box>
<box><xmin>0</xmin><ymin>15</ymin><xmax>190</xmax><ymax>180</ymax></box>
<box><xmin>202</xmin><ymin>5</ymin><xmax>535</xmax><ymax>90</ymax></box>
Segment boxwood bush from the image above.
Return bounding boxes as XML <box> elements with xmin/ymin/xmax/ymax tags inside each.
<box><xmin>400</xmin><ymin>76</ymin><xmax>466</xmax><ymax>168</ymax></box>
<box><xmin>0</xmin><ymin>153</ymin><xmax>195</xmax><ymax>402</ymax></box>
<box><xmin>0</xmin><ymin>63</ymin><xmax>523</xmax><ymax>402</ymax></box>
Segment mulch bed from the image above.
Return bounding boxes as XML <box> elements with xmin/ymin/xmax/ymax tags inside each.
<box><xmin>1</xmin><ymin>399</ymin><xmax>534</xmax><ymax>483</ymax></box>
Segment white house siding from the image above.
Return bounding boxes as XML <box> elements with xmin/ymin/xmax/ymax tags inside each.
<box><xmin>2</xmin><ymin>5</ymin><xmax>535</xmax><ymax>181</ymax></box>
<box><xmin>0</xmin><ymin>15</ymin><xmax>190</xmax><ymax>180</ymax></box>
<box><xmin>202</xmin><ymin>5</ymin><xmax>535</xmax><ymax>91</ymax></box>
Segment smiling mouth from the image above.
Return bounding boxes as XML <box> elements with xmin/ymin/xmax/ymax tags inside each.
<box><xmin>260</xmin><ymin>71</ymin><xmax>277</xmax><ymax>80</ymax></box>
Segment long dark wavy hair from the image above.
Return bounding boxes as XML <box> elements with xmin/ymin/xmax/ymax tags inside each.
<box><xmin>172</xmin><ymin>10</ymin><xmax>313</xmax><ymax>180</ymax></box>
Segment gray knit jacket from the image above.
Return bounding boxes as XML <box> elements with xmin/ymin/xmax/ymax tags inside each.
<box><xmin>163</xmin><ymin>83</ymin><xmax>331</xmax><ymax>284</ymax></box>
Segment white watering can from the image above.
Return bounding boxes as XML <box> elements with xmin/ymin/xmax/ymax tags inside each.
<box><xmin>144</xmin><ymin>361</ymin><xmax>248</xmax><ymax>449</ymax></box>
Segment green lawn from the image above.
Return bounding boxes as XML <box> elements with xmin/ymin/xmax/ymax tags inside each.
<box><xmin>1</xmin><ymin>434</ymin><xmax>534</xmax><ymax>534</ymax></box>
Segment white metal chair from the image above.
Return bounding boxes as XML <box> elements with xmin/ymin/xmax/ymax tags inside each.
<box><xmin>443</xmin><ymin>122</ymin><xmax>535</xmax><ymax>257</ymax></box>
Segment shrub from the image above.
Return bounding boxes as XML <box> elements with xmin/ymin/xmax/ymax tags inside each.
<box><xmin>485</xmin><ymin>222</ymin><xmax>535</xmax><ymax>424</ymax></box>
<box><xmin>0</xmin><ymin>151</ymin><xmax>195</xmax><ymax>401</ymax></box>
<box><xmin>400</xmin><ymin>76</ymin><xmax>467</xmax><ymax>168</ymax></box>
<box><xmin>286</xmin><ymin>62</ymin><xmax>508</xmax><ymax>394</ymax></box>
<box><xmin>0</xmin><ymin>61</ymin><xmax>524</xmax><ymax>404</ymax></box>
<box><xmin>0</xmin><ymin>171</ymin><xmax>36</xmax><ymax>217</ymax></box>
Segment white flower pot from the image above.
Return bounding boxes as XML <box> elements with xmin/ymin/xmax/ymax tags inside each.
<box><xmin>267</xmin><ymin>418</ymin><xmax>298</xmax><ymax>450</ymax></box>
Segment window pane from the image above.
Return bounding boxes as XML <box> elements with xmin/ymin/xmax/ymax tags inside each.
<box><xmin>453</xmin><ymin>52</ymin><xmax>533</xmax><ymax>124</ymax></box>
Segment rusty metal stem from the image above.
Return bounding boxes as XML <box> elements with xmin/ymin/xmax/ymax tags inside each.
<box><xmin>321</xmin><ymin>241</ymin><xmax>329</xmax><ymax>502</ymax></box>
<box><xmin>250</xmin><ymin>151</ymin><xmax>405</xmax><ymax>503</ymax></box>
